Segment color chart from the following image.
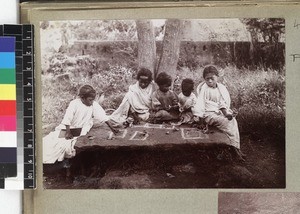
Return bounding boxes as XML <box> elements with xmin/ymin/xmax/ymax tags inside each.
<box><xmin>0</xmin><ymin>25</ymin><xmax>35</xmax><ymax>189</ymax></box>
<box><xmin>0</xmin><ymin>37</ymin><xmax>17</xmax><ymax>188</ymax></box>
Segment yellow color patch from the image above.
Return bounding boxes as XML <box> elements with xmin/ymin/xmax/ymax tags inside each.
<box><xmin>0</xmin><ymin>84</ymin><xmax>16</xmax><ymax>100</ymax></box>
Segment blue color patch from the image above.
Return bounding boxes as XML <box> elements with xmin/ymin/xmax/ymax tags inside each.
<box><xmin>0</xmin><ymin>52</ymin><xmax>15</xmax><ymax>68</ymax></box>
<box><xmin>0</xmin><ymin>37</ymin><xmax>15</xmax><ymax>52</ymax></box>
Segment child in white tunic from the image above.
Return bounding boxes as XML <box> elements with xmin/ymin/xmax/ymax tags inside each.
<box><xmin>110</xmin><ymin>68</ymin><xmax>155</xmax><ymax>125</ymax></box>
<box><xmin>43</xmin><ymin>85</ymin><xmax>118</xmax><ymax>164</ymax></box>
<box><xmin>193</xmin><ymin>65</ymin><xmax>244</xmax><ymax>159</ymax></box>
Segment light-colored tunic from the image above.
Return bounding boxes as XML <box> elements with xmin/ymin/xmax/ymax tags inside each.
<box><xmin>43</xmin><ymin>98</ymin><xmax>109</xmax><ymax>164</ymax></box>
<box><xmin>193</xmin><ymin>82</ymin><xmax>240</xmax><ymax>149</ymax></box>
<box><xmin>110</xmin><ymin>81</ymin><xmax>155</xmax><ymax>124</ymax></box>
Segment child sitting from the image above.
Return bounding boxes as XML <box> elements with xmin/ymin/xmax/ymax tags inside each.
<box><xmin>151</xmin><ymin>72</ymin><xmax>180</xmax><ymax>122</ymax></box>
<box><xmin>178</xmin><ymin>78</ymin><xmax>197</xmax><ymax>124</ymax></box>
<box><xmin>110</xmin><ymin>68</ymin><xmax>156</xmax><ymax>125</ymax></box>
<box><xmin>43</xmin><ymin>85</ymin><xmax>118</xmax><ymax>164</ymax></box>
<box><xmin>193</xmin><ymin>65</ymin><xmax>244</xmax><ymax>160</ymax></box>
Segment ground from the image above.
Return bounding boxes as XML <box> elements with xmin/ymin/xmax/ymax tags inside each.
<box><xmin>43</xmin><ymin>128</ymin><xmax>285</xmax><ymax>189</ymax></box>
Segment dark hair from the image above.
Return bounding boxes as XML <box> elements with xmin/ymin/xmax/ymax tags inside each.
<box><xmin>155</xmin><ymin>72</ymin><xmax>172</xmax><ymax>86</ymax></box>
<box><xmin>78</xmin><ymin>85</ymin><xmax>96</xmax><ymax>99</ymax></box>
<box><xmin>181</xmin><ymin>78</ymin><xmax>194</xmax><ymax>91</ymax></box>
<box><xmin>203</xmin><ymin>65</ymin><xmax>219</xmax><ymax>78</ymax></box>
<box><xmin>137</xmin><ymin>68</ymin><xmax>153</xmax><ymax>82</ymax></box>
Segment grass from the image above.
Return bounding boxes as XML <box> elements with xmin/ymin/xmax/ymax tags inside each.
<box><xmin>42</xmin><ymin>53</ymin><xmax>285</xmax><ymax>139</ymax></box>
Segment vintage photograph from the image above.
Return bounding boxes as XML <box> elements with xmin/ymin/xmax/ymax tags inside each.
<box><xmin>40</xmin><ymin>18</ymin><xmax>285</xmax><ymax>189</ymax></box>
<box><xmin>219</xmin><ymin>192</ymin><xmax>300</xmax><ymax>213</ymax></box>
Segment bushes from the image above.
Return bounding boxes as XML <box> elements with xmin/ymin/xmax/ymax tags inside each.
<box><xmin>42</xmin><ymin>53</ymin><xmax>285</xmax><ymax>138</ymax></box>
<box><xmin>221</xmin><ymin>67</ymin><xmax>285</xmax><ymax>136</ymax></box>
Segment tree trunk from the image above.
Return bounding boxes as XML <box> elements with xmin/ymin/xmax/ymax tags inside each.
<box><xmin>156</xmin><ymin>19</ymin><xmax>182</xmax><ymax>80</ymax></box>
<box><xmin>136</xmin><ymin>20</ymin><xmax>156</xmax><ymax>76</ymax></box>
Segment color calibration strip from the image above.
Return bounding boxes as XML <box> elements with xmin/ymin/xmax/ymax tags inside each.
<box><xmin>0</xmin><ymin>36</ymin><xmax>17</xmax><ymax>189</ymax></box>
<box><xmin>0</xmin><ymin>25</ymin><xmax>35</xmax><ymax>189</ymax></box>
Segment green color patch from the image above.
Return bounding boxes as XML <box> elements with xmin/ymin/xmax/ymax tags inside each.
<box><xmin>0</xmin><ymin>69</ymin><xmax>16</xmax><ymax>84</ymax></box>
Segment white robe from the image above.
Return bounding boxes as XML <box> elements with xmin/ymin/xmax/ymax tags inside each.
<box><xmin>193</xmin><ymin>82</ymin><xmax>240</xmax><ymax>149</ymax></box>
<box><xmin>110</xmin><ymin>81</ymin><xmax>155</xmax><ymax>124</ymax></box>
<box><xmin>43</xmin><ymin>98</ymin><xmax>109</xmax><ymax>164</ymax></box>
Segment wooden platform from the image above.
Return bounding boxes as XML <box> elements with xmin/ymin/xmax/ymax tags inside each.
<box><xmin>75</xmin><ymin>123</ymin><xmax>230</xmax><ymax>153</ymax></box>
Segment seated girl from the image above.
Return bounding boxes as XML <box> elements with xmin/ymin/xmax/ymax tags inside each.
<box><xmin>193</xmin><ymin>65</ymin><xmax>244</xmax><ymax>159</ymax></box>
<box><xmin>110</xmin><ymin>68</ymin><xmax>156</xmax><ymax>125</ymax></box>
<box><xmin>43</xmin><ymin>85</ymin><xmax>118</xmax><ymax>164</ymax></box>
<box><xmin>151</xmin><ymin>72</ymin><xmax>180</xmax><ymax>123</ymax></box>
<box><xmin>178</xmin><ymin>78</ymin><xmax>197</xmax><ymax>124</ymax></box>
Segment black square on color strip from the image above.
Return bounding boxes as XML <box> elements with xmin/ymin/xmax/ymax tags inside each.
<box><xmin>0</xmin><ymin>163</ymin><xmax>17</xmax><ymax>178</ymax></box>
<box><xmin>16</xmin><ymin>50</ymin><xmax>22</xmax><ymax>57</ymax></box>
<box><xmin>4</xmin><ymin>25</ymin><xmax>22</xmax><ymax>35</ymax></box>
<box><xmin>16</xmin><ymin>65</ymin><xmax>22</xmax><ymax>74</ymax></box>
<box><xmin>16</xmin><ymin>41</ymin><xmax>22</xmax><ymax>50</ymax></box>
<box><xmin>0</xmin><ymin>179</ymin><xmax>4</xmax><ymax>189</ymax></box>
<box><xmin>16</xmin><ymin>58</ymin><xmax>22</xmax><ymax>65</ymax></box>
<box><xmin>0</xmin><ymin>25</ymin><xmax>3</xmax><ymax>36</ymax></box>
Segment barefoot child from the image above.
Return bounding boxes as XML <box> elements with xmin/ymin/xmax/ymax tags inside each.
<box><xmin>193</xmin><ymin>65</ymin><xmax>244</xmax><ymax>159</ymax></box>
<box><xmin>151</xmin><ymin>72</ymin><xmax>180</xmax><ymax>122</ymax></box>
<box><xmin>43</xmin><ymin>85</ymin><xmax>118</xmax><ymax>164</ymax></box>
<box><xmin>110</xmin><ymin>68</ymin><xmax>156</xmax><ymax>125</ymax></box>
<box><xmin>178</xmin><ymin>78</ymin><xmax>197</xmax><ymax>124</ymax></box>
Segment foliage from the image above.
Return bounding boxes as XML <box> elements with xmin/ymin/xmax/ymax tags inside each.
<box><xmin>241</xmin><ymin>18</ymin><xmax>285</xmax><ymax>43</ymax></box>
<box><xmin>241</xmin><ymin>18</ymin><xmax>285</xmax><ymax>70</ymax></box>
<box><xmin>41</xmin><ymin>19</ymin><xmax>285</xmax><ymax>138</ymax></box>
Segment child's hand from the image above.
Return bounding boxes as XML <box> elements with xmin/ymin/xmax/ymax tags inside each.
<box><xmin>111</xmin><ymin>127</ymin><xmax>119</xmax><ymax>135</ymax></box>
<box><xmin>169</xmin><ymin>104</ymin><xmax>179</xmax><ymax>111</ymax></box>
<box><xmin>133</xmin><ymin>118</ymin><xmax>140</xmax><ymax>125</ymax></box>
<box><xmin>131</xmin><ymin>112</ymin><xmax>141</xmax><ymax>125</ymax></box>
<box><xmin>106</xmin><ymin>121</ymin><xmax>120</xmax><ymax>135</ymax></box>
<box><xmin>225</xmin><ymin>113</ymin><xmax>233</xmax><ymax>120</ymax></box>
<box><xmin>65</xmin><ymin>130</ymin><xmax>73</xmax><ymax>140</ymax></box>
<box><xmin>179</xmin><ymin>107</ymin><xmax>184</xmax><ymax>113</ymax></box>
<box><xmin>166</xmin><ymin>105</ymin><xmax>171</xmax><ymax>111</ymax></box>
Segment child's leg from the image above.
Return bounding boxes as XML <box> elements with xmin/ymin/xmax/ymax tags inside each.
<box><xmin>205</xmin><ymin>113</ymin><xmax>240</xmax><ymax>149</ymax></box>
<box><xmin>154</xmin><ymin>110</ymin><xmax>179</xmax><ymax>122</ymax></box>
<box><xmin>43</xmin><ymin>131</ymin><xmax>77</xmax><ymax>164</ymax></box>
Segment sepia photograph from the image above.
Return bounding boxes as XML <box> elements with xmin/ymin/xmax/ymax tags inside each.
<box><xmin>219</xmin><ymin>192</ymin><xmax>300</xmax><ymax>214</ymax></box>
<box><xmin>40</xmin><ymin>18</ymin><xmax>285</xmax><ymax>189</ymax></box>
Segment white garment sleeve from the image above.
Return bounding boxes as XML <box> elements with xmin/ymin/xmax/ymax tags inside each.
<box><xmin>93</xmin><ymin>101</ymin><xmax>109</xmax><ymax>123</ymax></box>
<box><xmin>218</xmin><ymin>96</ymin><xmax>228</xmax><ymax>110</ymax></box>
<box><xmin>61</xmin><ymin>100</ymin><xmax>76</xmax><ymax>126</ymax></box>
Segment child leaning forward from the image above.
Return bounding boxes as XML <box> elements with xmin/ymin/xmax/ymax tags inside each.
<box><xmin>43</xmin><ymin>85</ymin><xmax>118</xmax><ymax>164</ymax></box>
<box><xmin>151</xmin><ymin>72</ymin><xmax>180</xmax><ymax>123</ymax></box>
